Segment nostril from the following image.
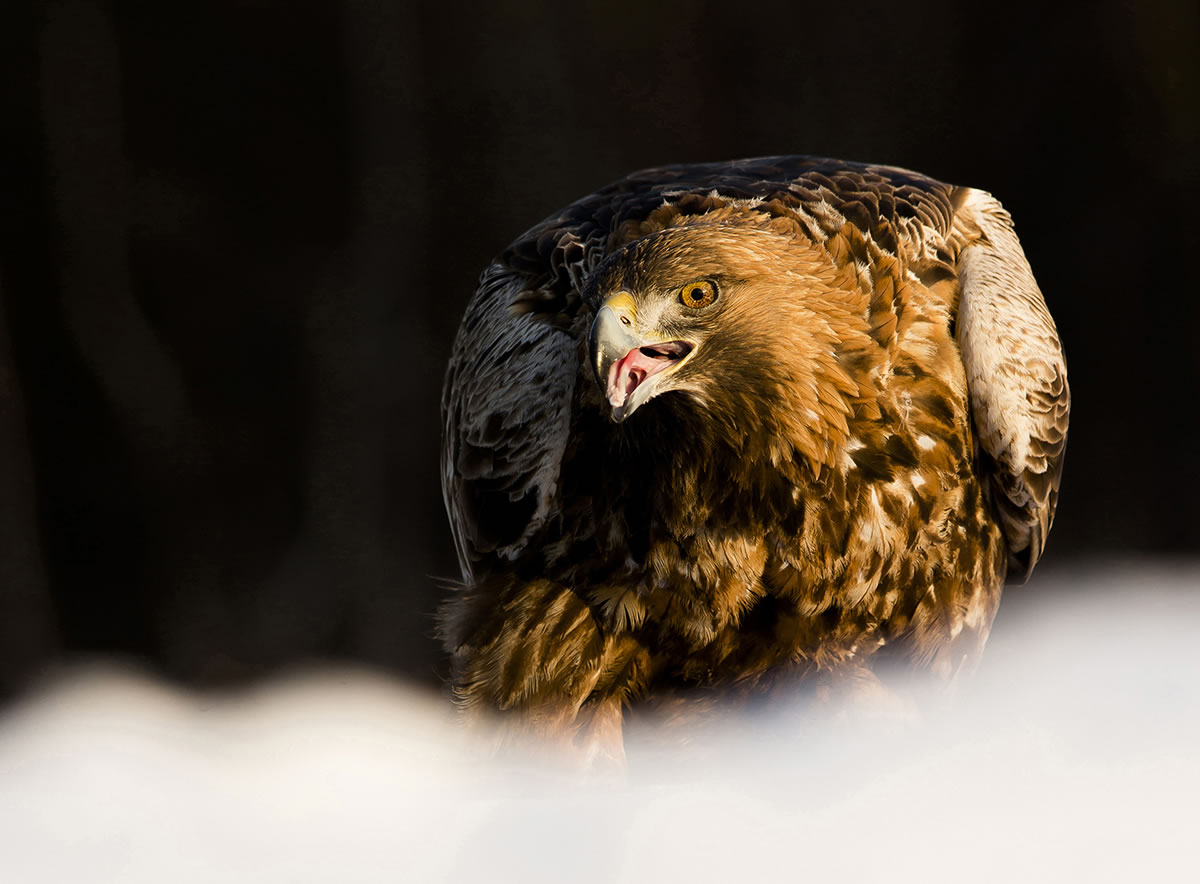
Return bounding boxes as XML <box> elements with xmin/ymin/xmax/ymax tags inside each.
<box><xmin>620</xmin><ymin>315</ymin><xmax>631</xmax><ymax>327</ymax></box>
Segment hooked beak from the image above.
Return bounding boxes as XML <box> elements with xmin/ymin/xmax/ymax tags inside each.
<box><xmin>588</xmin><ymin>293</ymin><xmax>694</xmax><ymax>422</ymax></box>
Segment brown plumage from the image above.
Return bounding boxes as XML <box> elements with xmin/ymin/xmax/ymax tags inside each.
<box><xmin>440</xmin><ymin>156</ymin><xmax>1069</xmax><ymax>760</ymax></box>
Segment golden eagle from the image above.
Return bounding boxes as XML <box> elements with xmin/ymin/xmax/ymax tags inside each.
<box><xmin>440</xmin><ymin>156</ymin><xmax>1069</xmax><ymax>759</ymax></box>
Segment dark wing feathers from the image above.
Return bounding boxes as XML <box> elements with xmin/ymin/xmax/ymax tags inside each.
<box><xmin>442</xmin><ymin>263</ymin><xmax>581</xmax><ymax>580</ymax></box>
<box><xmin>442</xmin><ymin>156</ymin><xmax>1068</xmax><ymax>584</ymax></box>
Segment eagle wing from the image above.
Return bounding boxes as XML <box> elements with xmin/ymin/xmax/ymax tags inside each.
<box><xmin>442</xmin><ymin>157</ymin><xmax>1068</xmax><ymax>584</ymax></box>
<box><xmin>952</xmin><ymin>190</ymin><xmax>1070</xmax><ymax>580</ymax></box>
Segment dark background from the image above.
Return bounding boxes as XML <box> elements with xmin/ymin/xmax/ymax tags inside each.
<box><xmin>2</xmin><ymin>0</ymin><xmax>1197</xmax><ymax>696</ymax></box>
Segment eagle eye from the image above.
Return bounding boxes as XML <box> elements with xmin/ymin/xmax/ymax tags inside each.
<box><xmin>679</xmin><ymin>279</ymin><xmax>717</xmax><ymax>309</ymax></box>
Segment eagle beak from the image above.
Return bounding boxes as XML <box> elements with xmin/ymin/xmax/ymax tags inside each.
<box><xmin>589</xmin><ymin>293</ymin><xmax>694</xmax><ymax>422</ymax></box>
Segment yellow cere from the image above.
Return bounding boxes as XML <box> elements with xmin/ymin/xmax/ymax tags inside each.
<box><xmin>604</xmin><ymin>291</ymin><xmax>638</xmax><ymax>317</ymax></box>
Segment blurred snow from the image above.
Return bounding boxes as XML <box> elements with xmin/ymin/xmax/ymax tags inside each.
<box><xmin>0</xmin><ymin>558</ymin><xmax>1196</xmax><ymax>883</ymax></box>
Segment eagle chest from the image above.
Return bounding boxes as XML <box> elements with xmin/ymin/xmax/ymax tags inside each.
<box><xmin>582</xmin><ymin>458</ymin><xmax>859</xmax><ymax>647</ymax></box>
<box><xmin>576</xmin><ymin>407</ymin><xmax>1000</xmax><ymax>681</ymax></box>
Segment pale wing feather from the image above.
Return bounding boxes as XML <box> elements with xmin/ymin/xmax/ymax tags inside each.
<box><xmin>954</xmin><ymin>189</ymin><xmax>1070</xmax><ymax>580</ymax></box>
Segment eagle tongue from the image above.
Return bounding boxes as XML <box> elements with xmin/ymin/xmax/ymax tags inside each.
<box><xmin>607</xmin><ymin>345</ymin><xmax>679</xmax><ymax>408</ymax></box>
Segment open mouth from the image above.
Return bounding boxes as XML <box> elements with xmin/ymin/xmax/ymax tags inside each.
<box><xmin>606</xmin><ymin>340</ymin><xmax>693</xmax><ymax>408</ymax></box>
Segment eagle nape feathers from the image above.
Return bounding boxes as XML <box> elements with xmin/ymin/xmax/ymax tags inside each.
<box><xmin>439</xmin><ymin>156</ymin><xmax>1069</xmax><ymax>764</ymax></box>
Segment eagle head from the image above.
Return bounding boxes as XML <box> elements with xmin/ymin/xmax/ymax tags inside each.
<box><xmin>586</xmin><ymin>214</ymin><xmax>871</xmax><ymax>470</ymax></box>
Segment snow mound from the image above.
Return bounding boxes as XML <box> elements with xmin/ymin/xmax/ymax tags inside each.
<box><xmin>1</xmin><ymin>559</ymin><xmax>1196</xmax><ymax>882</ymax></box>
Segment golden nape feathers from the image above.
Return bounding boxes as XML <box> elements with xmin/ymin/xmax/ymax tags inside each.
<box><xmin>440</xmin><ymin>156</ymin><xmax>1069</xmax><ymax>763</ymax></box>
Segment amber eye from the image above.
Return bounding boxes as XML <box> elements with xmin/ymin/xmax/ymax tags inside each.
<box><xmin>679</xmin><ymin>279</ymin><xmax>718</xmax><ymax>309</ymax></box>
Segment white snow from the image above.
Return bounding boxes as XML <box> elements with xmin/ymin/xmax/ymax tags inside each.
<box><xmin>0</xmin><ymin>558</ymin><xmax>1196</xmax><ymax>883</ymax></box>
